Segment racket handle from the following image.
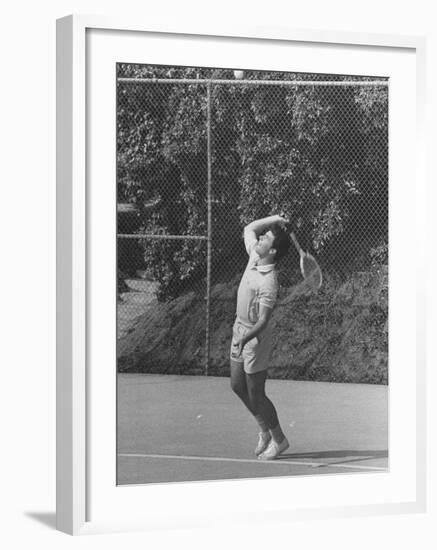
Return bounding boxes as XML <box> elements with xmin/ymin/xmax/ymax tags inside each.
<box><xmin>290</xmin><ymin>232</ymin><xmax>304</xmax><ymax>255</ymax></box>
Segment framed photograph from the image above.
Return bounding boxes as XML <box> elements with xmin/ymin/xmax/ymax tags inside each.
<box><xmin>56</xmin><ymin>14</ymin><xmax>426</xmax><ymax>535</ymax></box>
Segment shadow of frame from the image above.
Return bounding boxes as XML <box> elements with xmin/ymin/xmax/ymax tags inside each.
<box><xmin>24</xmin><ymin>512</ymin><xmax>56</xmax><ymax>530</ymax></box>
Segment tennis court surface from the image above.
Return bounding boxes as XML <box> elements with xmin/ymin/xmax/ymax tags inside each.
<box><xmin>117</xmin><ymin>374</ymin><xmax>388</xmax><ymax>485</ymax></box>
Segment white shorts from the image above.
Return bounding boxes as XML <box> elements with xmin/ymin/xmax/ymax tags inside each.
<box><xmin>230</xmin><ymin>319</ymin><xmax>273</xmax><ymax>374</ymax></box>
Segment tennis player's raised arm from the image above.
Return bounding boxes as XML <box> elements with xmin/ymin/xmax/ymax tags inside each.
<box><xmin>243</xmin><ymin>214</ymin><xmax>289</xmax><ymax>254</ymax></box>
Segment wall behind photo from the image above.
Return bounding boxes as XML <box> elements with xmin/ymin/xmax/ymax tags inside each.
<box><xmin>0</xmin><ymin>0</ymin><xmax>434</xmax><ymax>548</ymax></box>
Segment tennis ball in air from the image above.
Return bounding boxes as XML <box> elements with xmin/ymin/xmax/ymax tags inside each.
<box><xmin>233</xmin><ymin>70</ymin><xmax>244</xmax><ymax>80</ymax></box>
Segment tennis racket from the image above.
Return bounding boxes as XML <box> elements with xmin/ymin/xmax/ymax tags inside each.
<box><xmin>289</xmin><ymin>232</ymin><xmax>323</xmax><ymax>291</ymax></box>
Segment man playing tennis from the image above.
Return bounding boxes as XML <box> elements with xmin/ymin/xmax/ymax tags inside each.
<box><xmin>230</xmin><ymin>214</ymin><xmax>291</xmax><ymax>460</ymax></box>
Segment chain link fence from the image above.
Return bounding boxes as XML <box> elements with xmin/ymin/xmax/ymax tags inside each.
<box><xmin>116</xmin><ymin>64</ymin><xmax>389</xmax><ymax>384</ymax></box>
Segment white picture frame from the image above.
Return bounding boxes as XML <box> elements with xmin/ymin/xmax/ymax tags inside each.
<box><xmin>56</xmin><ymin>14</ymin><xmax>427</xmax><ymax>535</ymax></box>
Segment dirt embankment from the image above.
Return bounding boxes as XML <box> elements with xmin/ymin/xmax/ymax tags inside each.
<box><xmin>117</xmin><ymin>267</ymin><xmax>388</xmax><ymax>384</ymax></box>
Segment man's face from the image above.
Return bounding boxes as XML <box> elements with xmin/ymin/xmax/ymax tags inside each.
<box><xmin>255</xmin><ymin>230</ymin><xmax>276</xmax><ymax>260</ymax></box>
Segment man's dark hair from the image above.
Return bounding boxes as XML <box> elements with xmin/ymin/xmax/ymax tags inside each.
<box><xmin>269</xmin><ymin>225</ymin><xmax>291</xmax><ymax>263</ymax></box>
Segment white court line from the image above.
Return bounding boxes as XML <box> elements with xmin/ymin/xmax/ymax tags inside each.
<box><xmin>118</xmin><ymin>453</ymin><xmax>387</xmax><ymax>472</ymax></box>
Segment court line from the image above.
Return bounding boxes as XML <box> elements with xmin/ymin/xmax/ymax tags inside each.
<box><xmin>118</xmin><ymin>453</ymin><xmax>386</xmax><ymax>472</ymax></box>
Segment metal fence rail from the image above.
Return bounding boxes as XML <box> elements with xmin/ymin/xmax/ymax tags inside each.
<box><xmin>118</xmin><ymin>77</ymin><xmax>389</xmax><ymax>86</ymax></box>
<box><xmin>119</xmin><ymin>234</ymin><xmax>208</xmax><ymax>241</ymax></box>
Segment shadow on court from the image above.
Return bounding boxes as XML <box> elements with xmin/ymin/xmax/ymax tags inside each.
<box><xmin>279</xmin><ymin>449</ymin><xmax>388</xmax><ymax>461</ymax></box>
<box><xmin>117</xmin><ymin>374</ymin><xmax>388</xmax><ymax>485</ymax></box>
<box><xmin>277</xmin><ymin>449</ymin><xmax>389</xmax><ymax>468</ymax></box>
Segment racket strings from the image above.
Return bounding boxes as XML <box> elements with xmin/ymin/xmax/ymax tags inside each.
<box><xmin>302</xmin><ymin>256</ymin><xmax>319</xmax><ymax>275</ymax></box>
<box><xmin>301</xmin><ymin>255</ymin><xmax>322</xmax><ymax>290</ymax></box>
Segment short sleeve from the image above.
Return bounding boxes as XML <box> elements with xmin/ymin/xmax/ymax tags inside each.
<box><xmin>244</xmin><ymin>228</ymin><xmax>257</xmax><ymax>255</ymax></box>
<box><xmin>258</xmin><ymin>279</ymin><xmax>278</xmax><ymax>310</ymax></box>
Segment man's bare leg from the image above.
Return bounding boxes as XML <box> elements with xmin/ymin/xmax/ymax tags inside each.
<box><xmin>245</xmin><ymin>370</ymin><xmax>283</xmax><ymax>435</ymax></box>
<box><xmin>246</xmin><ymin>371</ymin><xmax>290</xmax><ymax>460</ymax></box>
<box><xmin>230</xmin><ymin>361</ymin><xmax>271</xmax><ymax>453</ymax></box>
<box><xmin>230</xmin><ymin>360</ymin><xmax>255</xmax><ymax>414</ymax></box>
<box><xmin>246</xmin><ymin>370</ymin><xmax>289</xmax><ymax>460</ymax></box>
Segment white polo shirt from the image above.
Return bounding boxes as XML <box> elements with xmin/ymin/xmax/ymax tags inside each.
<box><xmin>235</xmin><ymin>231</ymin><xmax>278</xmax><ymax>326</ymax></box>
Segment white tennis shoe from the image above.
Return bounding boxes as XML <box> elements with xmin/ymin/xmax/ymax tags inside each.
<box><xmin>258</xmin><ymin>437</ymin><xmax>289</xmax><ymax>460</ymax></box>
<box><xmin>254</xmin><ymin>431</ymin><xmax>272</xmax><ymax>456</ymax></box>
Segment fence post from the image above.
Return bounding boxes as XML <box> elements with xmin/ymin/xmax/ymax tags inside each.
<box><xmin>205</xmin><ymin>82</ymin><xmax>212</xmax><ymax>376</ymax></box>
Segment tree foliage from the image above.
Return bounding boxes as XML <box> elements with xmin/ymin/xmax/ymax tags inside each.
<box><xmin>117</xmin><ymin>64</ymin><xmax>388</xmax><ymax>299</ymax></box>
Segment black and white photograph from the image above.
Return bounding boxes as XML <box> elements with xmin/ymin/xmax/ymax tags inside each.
<box><xmin>116</xmin><ymin>63</ymin><xmax>389</xmax><ymax>485</ymax></box>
